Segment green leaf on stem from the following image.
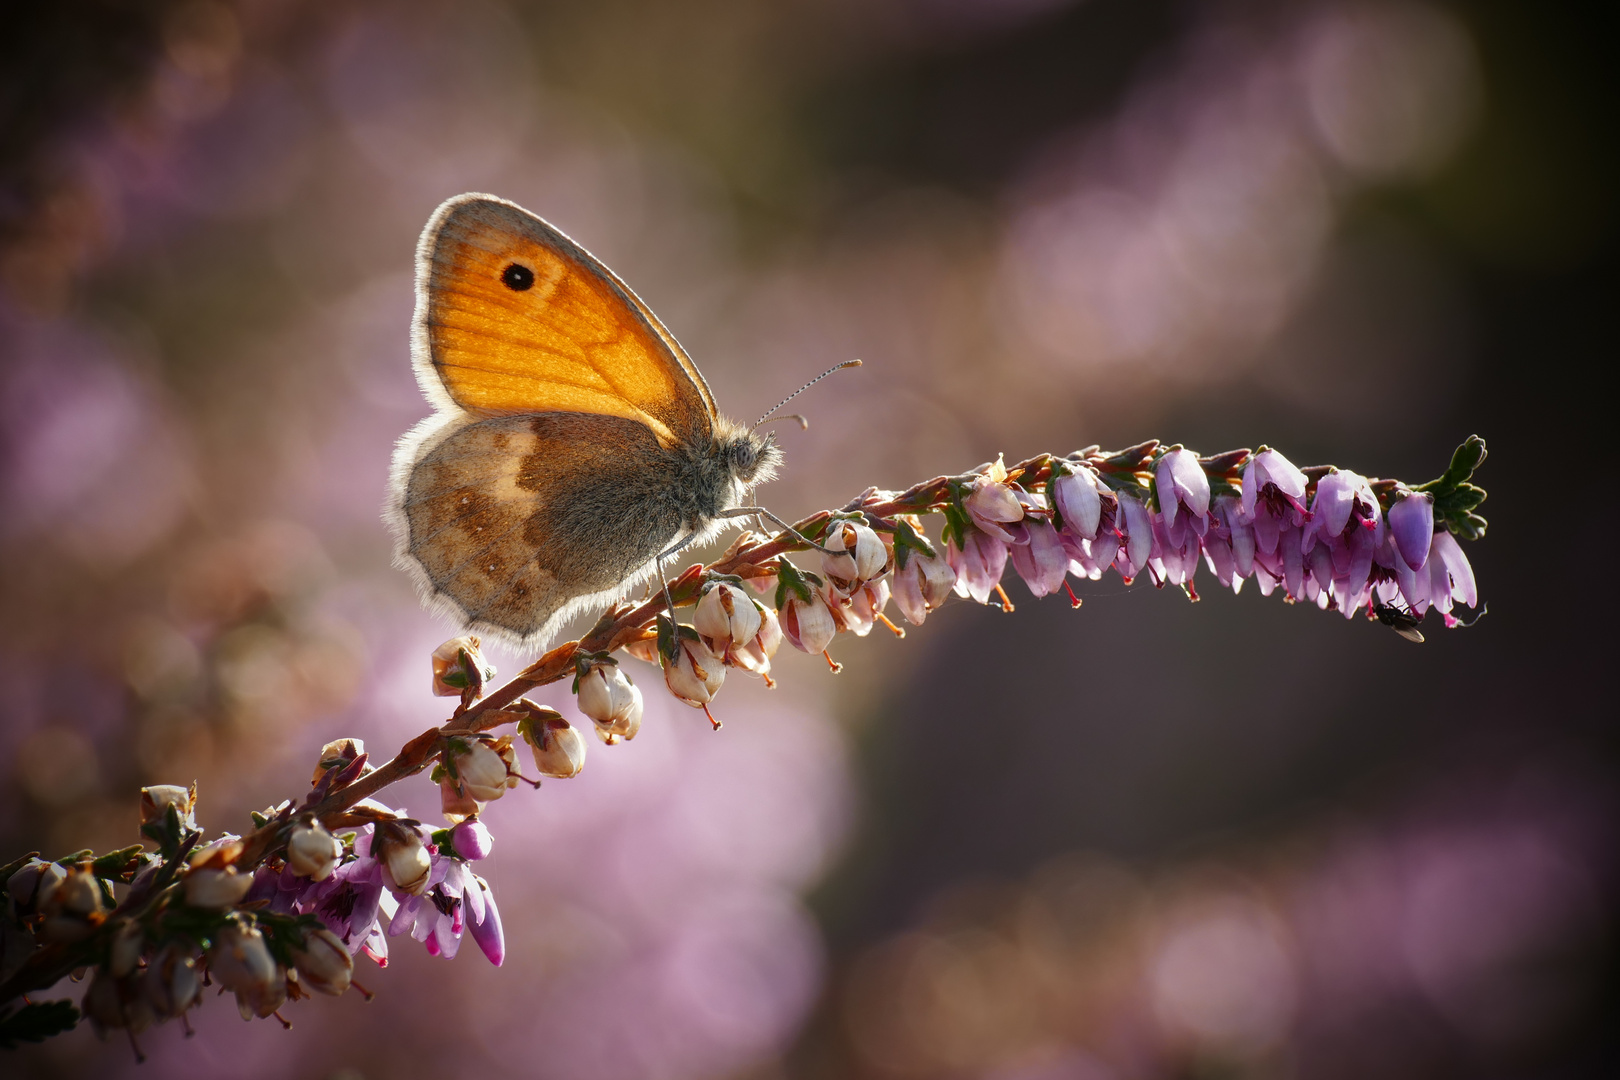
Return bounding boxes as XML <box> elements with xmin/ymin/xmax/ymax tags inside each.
<box><xmin>1416</xmin><ymin>435</ymin><xmax>1489</xmax><ymax>541</ymax></box>
<box><xmin>0</xmin><ymin>1000</ymin><xmax>80</xmax><ymax>1048</ymax></box>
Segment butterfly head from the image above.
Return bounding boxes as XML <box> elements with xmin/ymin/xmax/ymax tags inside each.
<box><xmin>714</xmin><ymin>417</ymin><xmax>783</xmax><ymax>492</ymax></box>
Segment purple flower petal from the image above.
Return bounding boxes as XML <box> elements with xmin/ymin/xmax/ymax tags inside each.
<box><xmin>1430</xmin><ymin>530</ymin><xmax>1478</xmax><ymax>608</ymax></box>
<box><xmin>1312</xmin><ymin>471</ymin><xmax>1355</xmax><ymax>539</ymax></box>
<box><xmin>1388</xmin><ymin>493</ymin><xmax>1434</xmax><ymax>571</ymax></box>
<box><xmin>467</xmin><ymin>879</ymin><xmax>504</xmax><ymax>967</ymax></box>
<box><xmin>1052</xmin><ymin>468</ymin><xmax>1102</xmax><ymax>540</ymax></box>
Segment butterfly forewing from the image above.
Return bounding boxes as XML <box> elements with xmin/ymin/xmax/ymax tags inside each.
<box><xmin>415</xmin><ymin>195</ymin><xmax>715</xmax><ymax>445</ymax></box>
<box><xmin>390</xmin><ymin>193</ymin><xmax>763</xmax><ymax>648</ymax></box>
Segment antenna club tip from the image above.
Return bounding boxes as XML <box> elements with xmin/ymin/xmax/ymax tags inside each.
<box><xmin>846</xmin><ymin>359</ymin><xmax>863</xmax><ymax>368</ymax></box>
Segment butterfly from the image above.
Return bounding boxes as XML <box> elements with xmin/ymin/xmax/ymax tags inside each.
<box><xmin>385</xmin><ymin>193</ymin><xmax>783</xmax><ymax>649</ymax></box>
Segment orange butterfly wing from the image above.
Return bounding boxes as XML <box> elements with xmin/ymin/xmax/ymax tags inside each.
<box><xmin>413</xmin><ymin>194</ymin><xmax>717</xmax><ymax>446</ymax></box>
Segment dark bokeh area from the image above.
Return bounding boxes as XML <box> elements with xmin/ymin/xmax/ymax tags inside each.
<box><xmin>2</xmin><ymin>2</ymin><xmax>1615</xmax><ymax>1078</ymax></box>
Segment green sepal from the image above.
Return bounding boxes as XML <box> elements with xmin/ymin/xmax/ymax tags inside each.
<box><xmin>255</xmin><ymin>909</ymin><xmax>329</xmax><ymax>967</ymax></box>
<box><xmin>157</xmin><ymin>903</ymin><xmax>244</xmax><ymax>953</ymax></box>
<box><xmin>1042</xmin><ymin>459</ymin><xmax>1067</xmax><ymax>532</ymax></box>
<box><xmin>889</xmin><ymin>518</ymin><xmax>937</xmax><ymax>571</ymax></box>
<box><xmin>571</xmin><ymin>650</ymin><xmax>619</xmax><ymax>693</ymax></box>
<box><xmin>773</xmin><ymin>561</ymin><xmax>820</xmax><ymax>609</ymax></box>
<box><xmin>1105</xmin><ymin>440</ymin><xmax>1159</xmax><ymax>469</ymax></box>
<box><xmin>430</xmin><ymin>826</ymin><xmax>460</xmax><ymax>860</ymax></box>
<box><xmin>138</xmin><ymin>803</ymin><xmax>186</xmax><ymax>863</ymax></box>
<box><xmin>656</xmin><ymin>614</ymin><xmax>678</xmax><ymax>666</ymax></box>
<box><xmin>940</xmin><ymin>499</ymin><xmax>972</xmax><ymax>551</ymax></box>
<box><xmin>90</xmin><ymin>846</ymin><xmax>146</xmax><ymax>883</ymax></box>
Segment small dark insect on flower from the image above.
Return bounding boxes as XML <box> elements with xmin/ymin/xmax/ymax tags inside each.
<box><xmin>1371</xmin><ymin>597</ymin><xmax>1426</xmax><ymax>643</ymax></box>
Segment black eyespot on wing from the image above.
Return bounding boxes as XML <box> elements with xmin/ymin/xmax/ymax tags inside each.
<box><xmin>501</xmin><ymin>263</ymin><xmax>535</xmax><ymax>291</ymax></box>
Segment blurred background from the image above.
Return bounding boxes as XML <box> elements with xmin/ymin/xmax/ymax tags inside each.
<box><xmin>2</xmin><ymin>1</ymin><xmax>1615</xmax><ymax>1077</ymax></box>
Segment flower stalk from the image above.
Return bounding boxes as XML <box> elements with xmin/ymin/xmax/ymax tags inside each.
<box><xmin>0</xmin><ymin>435</ymin><xmax>1487</xmax><ymax>1047</ymax></box>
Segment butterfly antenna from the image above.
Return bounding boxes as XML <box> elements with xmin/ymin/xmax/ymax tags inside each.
<box><xmin>753</xmin><ymin>359</ymin><xmax>863</xmax><ymax>430</ymax></box>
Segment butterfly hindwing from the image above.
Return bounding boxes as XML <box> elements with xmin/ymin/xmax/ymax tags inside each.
<box><xmin>414</xmin><ymin>194</ymin><xmax>716</xmax><ymax>447</ymax></box>
<box><xmin>401</xmin><ymin>412</ymin><xmax>686</xmax><ymax>643</ymax></box>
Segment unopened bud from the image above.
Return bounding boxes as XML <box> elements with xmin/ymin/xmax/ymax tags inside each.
<box><xmin>40</xmin><ymin>865</ymin><xmax>107</xmax><ymax>943</ymax></box>
<box><xmin>821</xmin><ymin>520</ymin><xmax>889</xmax><ymax>589</ymax></box>
<box><xmin>145</xmin><ymin>943</ymin><xmax>202</xmax><ymax>1018</ymax></box>
<box><xmin>286</xmin><ymin>819</ymin><xmax>343</xmax><ymax>881</ymax></box>
<box><xmin>290</xmin><ymin>926</ymin><xmax>353</xmax><ymax>996</ymax></box>
<box><xmin>373</xmin><ymin>820</ymin><xmax>432</xmax><ymax>896</ymax></box>
<box><xmin>431</xmin><ymin>635</ymin><xmax>495</xmax><ymax>699</ymax></box>
<box><xmin>576</xmin><ymin>661</ymin><xmax>643</xmax><ymax>743</ymax></box>
<box><xmin>5</xmin><ymin>857</ymin><xmax>66</xmax><ymax>917</ymax></box>
<box><xmin>780</xmin><ymin>590</ymin><xmax>837</xmax><ymax>654</ymax></box>
<box><xmin>83</xmin><ymin>968</ymin><xmax>154</xmax><ymax>1034</ymax></box>
<box><xmin>1052</xmin><ymin>465</ymin><xmax>1104</xmax><ymax>540</ymax></box>
<box><xmin>730</xmin><ymin>604</ymin><xmax>783</xmax><ymax>679</ymax></box>
<box><xmin>183</xmin><ymin>866</ymin><xmax>253</xmax><ymax>910</ymax></box>
<box><xmin>664</xmin><ymin>635</ymin><xmax>724</xmax><ymax>706</ymax></box>
<box><xmin>694</xmin><ymin>582</ymin><xmax>764</xmax><ymax>655</ymax></box>
<box><xmin>109</xmin><ymin>920</ymin><xmax>144</xmax><ymax>978</ymax></box>
<box><xmin>451</xmin><ymin>817</ymin><xmax>494</xmax><ymax>861</ymax></box>
<box><xmin>312</xmin><ymin>738</ymin><xmax>367</xmax><ymax>786</ymax></box>
<box><xmin>207</xmin><ymin>920</ymin><xmax>287</xmax><ymax>1020</ymax></box>
<box><xmin>447</xmin><ymin>737</ymin><xmax>519</xmax><ymax>802</ymax></box>
<box><xmin>518</xmin><ymin>710</ymin><xmax>588</xmax><ymax>778</ymax></box>
<box><xmin>140</xmin><ymin>783</ymin><xmax>197</xmax><ymax>829</ymax></box>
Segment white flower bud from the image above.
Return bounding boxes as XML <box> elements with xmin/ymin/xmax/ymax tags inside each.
<box><xmin>183</xmin><ymin>866</ymin><xmax>253</xmax><ymax>910</ymax></box>
<box><xmin>145</xmin><ymin>943</ymin><xmax>202</xmax><ymax>1018</ymax></box>
<box><xmin>917</xmin><ymin>550</ymin><xmax>956</xmax><ymax>607</ymax></box>
<box><xmin>431</xmin><ymin>635</ymin><xmax>495</xmax><ymax>698</ymax></box>
<box><xmin>40</xmin><ymin>865</ymin><xmax>107</xmax><ymax>943</ymax></box>
<box><xmin>664</xmin><ymin>636</ymin><xmax>724</xmax><ymax>706</ymax></box>
<box><xmin>83</xmin><ymin>969</ymin><xmax>154</xmax><ymax>1034</ymax></box>
<box><xmin>821</xmin><ymin>520</ymin><xmax>888</xmax><ymax>588</ymax></box>
<box><xmin>519</xmin><ymin>713</ymin><xmax>589</xmax><ymax>778</ymax></box>
<box><xmin>780</xmin><ymin>591</ymin><xmax>837</xmax><ymax>654</ymax></box>
<box><xmin>694</xmin><ymin>583</ymin><xmax>763</xmax><ymax>655</ymax></box>
<box><xmin>892</xmin><ymin>548</ymin><xmax>957</xmax><ymax>626</ymax></box>
<box><xmin>577</xmin><ymin>663</ymin><xmax>643</xmax><ymax>743</ymax></box>
<box><xmin>312</xmin><ymin>737</ymin><xmax>366</xmax><ymax>785</ymax></box>
<box><xmin>730</xmin><ymin>605</ymin><xmax>783</xmax><ymax>680</ymax></box>
<box><xmin>373</xmin><ymin>821</ymin><xmax>432</xmax><ymax>896</ymax></box>
<box><xmin>6</xmin><ymin>857</ymin><xmax>66</xmax><ymax>917</ymax></box>
<box><xmin>140</xmin><ymin>784</ymin><xmax>197</xmax><ymax>829</ymax></box>
<box><xmin>286</xmin><ymin>819</ymin><xmax>342</xmax><ymax>880</ymax></box>
<box><xmin>450</xmin><ymin>739</ymin><xmax>516</xmax><ymax>802</ymax></box>
<box><xmin>109</xmin><ymin>920</ymin><xmax>144</xmax><ymax>978</ymax></box>
<box><xmin>291</xmin><ymin>926</ymin><xmax>353</xmax><ymax>996</ymax></box>
<box><xmin>207</xmin><ymin>921</ymin><xmax>286</xmax><ymax>1020</ymax></box>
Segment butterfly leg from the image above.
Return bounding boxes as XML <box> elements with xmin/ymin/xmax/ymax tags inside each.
<box><xmin>654</xmin><ymin>531</ymin><xmax>707</xmax><ymax>617</ymax></box>
<box><xmin>719</xmin><ymin>507</ymin><xmax>842</xmax><ymax>555</ymax></box>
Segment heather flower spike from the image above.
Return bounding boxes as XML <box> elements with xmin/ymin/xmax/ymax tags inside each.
<box><xmin>0</xmin><ymin>435</ymin><xmax>1489</xmax><ymax>1049</ymax></box>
